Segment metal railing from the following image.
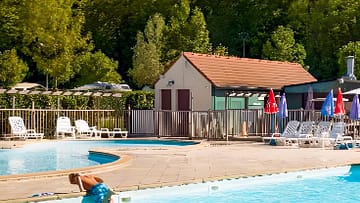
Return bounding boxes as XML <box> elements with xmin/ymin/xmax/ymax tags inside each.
<box><xmin>0</xmin><ymin>108</ymin><xmax>358</xmax><ymax>140</ymax></box>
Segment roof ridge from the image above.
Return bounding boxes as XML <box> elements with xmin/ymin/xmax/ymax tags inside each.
<box><xmin>183</xmin><ymin>52</ymin><xmax>300</xmax><ymax>66</ymax></box>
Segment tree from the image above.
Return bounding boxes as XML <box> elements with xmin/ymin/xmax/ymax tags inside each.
<box><xmin>288</xmin><ymin>0</ymin><xmax>360</xmax><ymax>80</ymax></box>
<box><xmin>165</xmin><ymin>0</ymin><xmax>211</xmax><ymax>61</ymax></box>
<box><xmin>73</xmin><ymin>51</ymin><xmax>121</xmax><ymax>86</ymax></box>
<box><xmin>338</xmin><ymin>41</ymin><xmax>360</xmax><ymax>79</ymax></box>
<box><xmin>262</xmin><ymin>26</ymin><xmax>306</xmax><ymax>65</ymax></box>
<box><xmin>130</xmin><ymin>14</ymin><xmax>166</xmax><ymax>88</ymax></box>
<box><xmin>0</xmin><ymin>0</ymin><xmax>21</xmax><ymax>51</ymax></box>
<box><xmin>20</xmin><ymin>0</ymin><xmax>92</xmax><ymax>88</ymax></box>
<box><xmin>0</xmin><ymin>49</ymin><xmax>28</xmax><ymax>88</ymax></box>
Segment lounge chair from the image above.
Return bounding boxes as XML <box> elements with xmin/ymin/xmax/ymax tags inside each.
<box><xmin>328</xmin><ymin>122</ymin><xmax>354</xmax><ymax>149</ymax></box>
<box><xmin>298</xmin><ymin>121</ymin><xmax>332</xmax><ymax>148</ymax></box>
<box><xmin>75</xmin><ymin>119</ymin><xmax>100</xmax><ymax>138</ymax></box>
<box><xmin>99</xmin><ymin>127</ymin><xmax>128</xmax><ymax>138</ymax></box>
<box><xmin>263</xmin><ymin>120</ymin><xmax>300</xmax><ymax>146</ymax></box>
<box><xmin>8</xmin><ymin>116</ymin><xmax>44</xmax><ymax>139</ymax></box>
<box><xmin>55</xmin><ymin>116</ymin><xmax>76</xmax><ymax>139</ymax></box>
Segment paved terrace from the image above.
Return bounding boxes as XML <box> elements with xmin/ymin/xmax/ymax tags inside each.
<box><xmin>1</xmin><ymin>139</ymin><xmax>360</xmax><ymax>202</ymax></box>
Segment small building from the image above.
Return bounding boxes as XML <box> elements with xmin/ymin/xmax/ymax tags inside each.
<box><xmin>154</xmin><ymin>52</ymin><xmax>317</xmax><ymax>111</ymax></box>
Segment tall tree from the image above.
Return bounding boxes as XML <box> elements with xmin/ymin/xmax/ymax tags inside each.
<box><xmin>20</xmin><ymin>0</ymin><xmax>91</xmax><ymax>88</ymax></box>
<box><xmin>130</xmin><ymin>14</ymin><xmax>166</xmax><ymax>88</ymax></box>
<box><xmin>165</xmin><ymin>0</ymin><xmax>211</xmax><ymax>61</ymax></box>
<box><xmin>0</xmin><ymin>49</ymin><xmax>28</xmax><ymax>88</ymax></box>
<box><xmin>262</xmin><ymin>26</ymin><xmax>306</xmax><ymax>65</ymax></box>
<box><xmin>288</xmin><ymin>0</ymin><xmax>360</xmax><ymax>80</ymax></box>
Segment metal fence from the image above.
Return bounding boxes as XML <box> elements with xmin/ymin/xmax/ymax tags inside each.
<box><xmin>0</xmin><ymin>108</ymin><xmax>358</xmax><ymax>140</ymax></box>
<box><xmin>0</xmin><ymin>109</ymin><xmax>128</xmax><ymax>138</ymax></box>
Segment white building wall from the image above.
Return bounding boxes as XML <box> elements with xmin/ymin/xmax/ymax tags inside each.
<box><xmin>155</xmin><ymin>55</ymin><xmax>212</xmax><ymax>111</ymax></box>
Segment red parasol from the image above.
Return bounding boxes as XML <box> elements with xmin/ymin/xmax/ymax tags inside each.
<box><xmin>265</xmin><ymin>88</ymin><xmax>279</xmax><ymax>114</ymax></box>
<box><xmin>334</xmin><ymin>87</ymin><xmax>345</xmax><ymax>115</ymax></box>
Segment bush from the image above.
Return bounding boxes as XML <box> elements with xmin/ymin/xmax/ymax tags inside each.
<box><xmin>0</xmin><ymin>90</ymin><xmax>154</xmax><ymax>110</ymax></box>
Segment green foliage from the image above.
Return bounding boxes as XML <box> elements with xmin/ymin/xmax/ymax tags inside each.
<box><xmin>0</xmin><ymin>91</ymin><xmax>154</xmax><ymax>110</ymax></box>
<box><xmin>212</xmin><ymin>44</ymin><xmax>229</xmax><ymax>56</ymax></box>
<box><xmin>288</xmin><ymin>0</ymin><xmax>360</xmax><ymax>80</ymax></box>
<box><xmin>20</xmin><ymin>0</ymin><xmax>89</xmax><ymax>87</ymax></box>
<box><xmin>0</xmin><ymin>49</ymin><xmax>28</xmax><ymax>88</ymax></box>
<box><xmin>130</xmin><ymin>14</ymin><xmax>165</xmax><ymax>88</ymax></box>
<box><xmin>165</xmin><ymin>0</ymin><xmax>211</xmax><ymax>60</ymax></box>
<box><xmin>2</xmin><ymin>0</ymin><xmax>360</xmax><ymax>87</ymax></box>
<box><xmin>122</xmin><ymin>91</ymin><xmax>155</xmax><ymax>110</ymax></box>
<box><xmin>0</xmin><ymin>0</ymin><xmax>21</xmax><ymax>50</ymax></box>
<box><xmin>338</xmin><ymin>41</ymin><xmax>360</xmax><ymax>78</ymax></box>
<box><xmin>73</xmin><ymin>51</ymin><xmax>121</xmax><ymax>86</ymax></box>
<box><xmin>262</xmin><ymin>26</ymin><xmax>306</xmax><ymax>65</ymax></box>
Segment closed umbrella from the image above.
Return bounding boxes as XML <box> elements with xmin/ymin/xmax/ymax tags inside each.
<box><xmin>265</xmin><ymin>89</ymin><xmax>278</xmax><ymax>114</ymax></box>
<box><xmin>321</xmin><ymin>89</ymin><xmax>334</xmax><ymax>117</ymax></box>
<box><xmin>278</xmin><ymin>93</ymin><xmax>288</xmax><ymax>133</ymax></box>
<box><xmin>278</xmin><ymin>93</ymin><xmax>288</xmax><ymax>119</ymax></box>
<box><xmin>265</xmin><ymin>89</ymin><xmax>278</xmax><ymax>134</ymax></box>
<box><xmin>335</xmin><ymin>88</ymin><xmax>345</xmax><ymax>116</ymax></box>
<box><xmin>305</xmin><ymin>86</ymin><xmax>314</xmax><ymax>120</ymax></box>
<box><xmin>349</xmin><ymin>94</ymin><xmax>360</xmax><ymax>139</ymax></box>
<box><xmin>350</xmin><ymin>94</ymin><xmax>360</xmax><ymax>120</ymax></box>
<box><xmin>305</xmin><ymin>86</ymin><xmax>314</xmax><ymax>110</ymax></box>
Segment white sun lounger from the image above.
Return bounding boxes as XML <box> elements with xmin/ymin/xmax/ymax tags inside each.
<box><xmin>263</xmin><ymin>120</ymin><xmax>300</xmax><ymax>146</ymax></box>
<box><xmin>8</xmin><ymin>116</ymin><xmax>44</xmax><ymax>139</ymax></box>
<box><xmin>99</xmin><ymin>128</ymin><xmax>128</xmax><ymax>138</ymax></box>
<box><xmin>75</xmin><ymin>119</ymin><xmax>100</xmax><ymax>138</ymax></box>
<box><xmin>298</xmin><ymin>121</ymin><xmax>332</xmax><ymax>148</ymax></box>
<box><xmin>55</xmin><ymin>116</ymin><xmax>76</xmax><ymax>139</ymax></box>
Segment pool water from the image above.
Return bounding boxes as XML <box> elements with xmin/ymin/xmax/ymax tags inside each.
<box><xmin>0</xmin><ymin>140</ymin><xmax>195</xmax><ymax>176</ymax></box>
<box><xmin>44</xmin><ymin>165</ymin><xmax>360</xmax><ymax>203</ymax></box>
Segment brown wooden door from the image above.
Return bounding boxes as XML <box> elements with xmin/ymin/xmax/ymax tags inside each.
<box><xmin>177</xmin><ymin>89</ymin><xmax>190</xmax><ymax>111</ymax></box>
<box><xmin>161</xmin><ymin>89</ymin><xmax>171</xmax><ymax>110</ymax></box>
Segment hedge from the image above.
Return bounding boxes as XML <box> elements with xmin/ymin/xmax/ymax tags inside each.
<box><xmin>0</xmin><ymin>90</ymin><xmax>154</xmax><ymax>110</ymax></box>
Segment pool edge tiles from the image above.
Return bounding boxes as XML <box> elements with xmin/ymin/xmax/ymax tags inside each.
<box><xmin>115</xmin><ymin>165</ymin><xmax>352</xmax><ymax>201</ymax></box>
<box><xmin>40</xmin><ymin>165</ymin><xmax>353</xmax><ymax>203</ymax></box>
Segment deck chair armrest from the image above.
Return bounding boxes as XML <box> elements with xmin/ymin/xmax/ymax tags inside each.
<box><xmin>320</xmin><ymin>132</ymin><xmax>329</xmax><ymax>138</ymax></box>
<box><xmin>100</xmin><ymin>128</ymin><xmax>109</xmax><ymax>132</ymax></box>
<box><xmin>342</xmin><ymin>136</ymin><xmax>353</xmax><ymax>140</ymax></box>
<box><xmin>89</xmin><ymin>126</ymin><xmax>97</xmax><ymax>130</ymax></box>
<box><xmin>298</xmin><ymin>134</ymin><xmax>312</xmax><ymax>138</ymax></box>
<box><xmin>271</xmin><ymin>133</ymin><xmax>281</xmax><ymax>138</ymax></box>
<box><xmin>26</xmin><ymin>129</ymin><xmax>36</xmax><ymax>133</ymax></box>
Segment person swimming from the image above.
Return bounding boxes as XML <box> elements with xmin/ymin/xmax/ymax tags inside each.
<box><xmin>68</xmin><ymin>173</ymin><xmax>115</xmax><ymax>203</ymax></box>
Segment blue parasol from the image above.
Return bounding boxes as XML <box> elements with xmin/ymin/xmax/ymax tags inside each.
<box><xmin>321</xmin><ymin>89</ymin><xmax>334</xmax><ymax>117</ymax></box>
<box><xmin>278</xmin><ymin>93</ymin><xmax>288</xmax><ymax>119</ymax></box>
<box><xmin>350</xmin><ymin>94</ymin><xmax>360</xmax><ymax>120</ymax></box>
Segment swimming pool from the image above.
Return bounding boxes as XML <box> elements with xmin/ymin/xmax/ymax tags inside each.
<box><xmin>0</xmin><ymin>140</ymin><xmax>196</xmax><ymax>176</ymax></box>
<box><xmin>44</xmin><ymin>165</ymin><xmax>360</xmax><ymax>203</ymax></box>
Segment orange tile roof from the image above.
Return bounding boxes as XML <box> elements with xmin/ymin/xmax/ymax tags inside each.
<box><xmin>183</xmin><ymin>52</ymin><xmax>317</xmax><ymax>89</ymax></box>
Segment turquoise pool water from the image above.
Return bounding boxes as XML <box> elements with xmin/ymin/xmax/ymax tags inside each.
<box><xmin>0</xmin><ymin>140</ymin><xmax>195</xmax><ymax>176</ymax></box>
<box><xmin>45</xmin><ymin>165</ymin><xmax>360</xmax><ymax>203</ymax></box>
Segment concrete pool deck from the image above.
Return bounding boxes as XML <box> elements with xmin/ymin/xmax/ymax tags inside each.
<box><xmin>1</xmin><ymin>139</ymin><xmax>360</xmax><ymax>202</ymax></box>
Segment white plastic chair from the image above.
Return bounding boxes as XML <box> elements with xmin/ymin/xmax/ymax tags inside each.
<box><xmin>8</xmin><ymin>116</ymin><xmax>43</xmax><ymax>139</ymax></box>
<box><xmin>328</xmin><ymin>122</ymin><xmax>354</xmax><ymax>149</ymax></box>
<box><xmin>75</xmin><ymin>119</ymin><xmax>99</xmax><ymax>138</ymax></box>
<box><xmin>55</xmin><ymin>116</ymin><xmax>75</xmax><ymax>139</ymax></box>
<box><xmin>299</xmin><ymin>121</ymin><xmax>332</xmax><ymax>148</ymax></box>
<box><xmin>263</xmin><ymin>120</ymin><xmax>300</xmax><ymax>145</ymax></box>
